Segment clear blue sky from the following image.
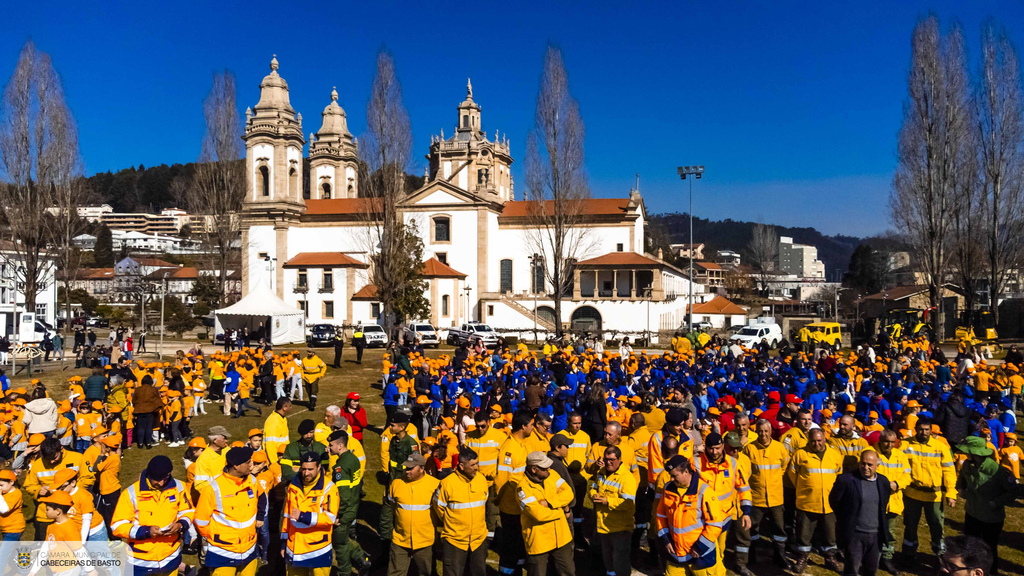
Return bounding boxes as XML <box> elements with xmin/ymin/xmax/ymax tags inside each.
<box><xmin>3</xmin><ymin>0</ymin><xmax>1023</xmax><ymax>237</ymax></box>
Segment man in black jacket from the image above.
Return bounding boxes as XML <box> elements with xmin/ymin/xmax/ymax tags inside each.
<box><xmin>829</xmin><ymin>450</ymin><xmax>892</xmax><ymax>576</ymax></box>
<box><xmin>934</xmin><ymin>391</ymin><xmax>972</xmax><ymax>445</ymax></box>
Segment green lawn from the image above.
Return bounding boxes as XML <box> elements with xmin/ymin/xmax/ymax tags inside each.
<box><xmin>16</xmin><ymin>345</ymin><xmax>1024</xmax><ymax>576</ymax></box>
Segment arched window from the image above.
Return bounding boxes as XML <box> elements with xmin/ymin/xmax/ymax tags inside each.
<box><xmin>570</xmin><ymin>306</ymin><xmax>602</xmax><ymax>332</ymax></box>
<box><xmin>321</xmin><ymin>182</ymin><xmax>331</xmax><ymax>199</ymax></box>
<box><xmin>536</xmin><ymin>306</ymin><xmax>556</xmax><ymax>326</ymax></box>
<box><xmin>289</xmin><ymin>167</ymin><xmax>298</xmax><ymax>198</ymax></box>
<box><xmin>462</xmin><ymin>115</ymin><xmax>469</xmax><ymax>128</ymax></box>
<box><xmin>258</xmin><ymin>165</ymin><xmax>270</xmax><ymax>197</ymax></box>
<box><xmin>433</xmin><ymin>216</ymin><xmax>450</xmax><ymax>243</ymax></box>
<box><xmin>442</xmin><ymin>295</ymin><xmax>450</xmax><ymax>317</ymax></box>
<box><xmin>500</xmin><ymin>259</ymin><xmax>513</xmax><ymax>294</ymax></box>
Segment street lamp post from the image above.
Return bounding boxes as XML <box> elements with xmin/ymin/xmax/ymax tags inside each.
<box><xmin>159</xmin><ymin>271</ymin><xmax>169</xmax><ymax>360</ymax></box>
<box><xmin>464</xmin><ymin>284</ymin><xmax>472</xmax><ymax>323</ymax></box>
<box><xmin>677</xmin><ymin>165</ymin><xmax>705</xmax><ymax>332</ymax></box>
<box><xmin>264</xmin><ymin>256</ymin><xmax>278</xmax><ymax>292</ymax></box>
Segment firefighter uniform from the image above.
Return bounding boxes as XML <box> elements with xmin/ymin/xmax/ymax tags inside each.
<box><xmin>264</xmin><ymin>411</ymin><xmax>290</xmax><ymax>465</ymax></box>
<box><xmin>585</xmin><ymin>441</ymin><xmax>639</xmax><ymax>481</ymax></box>
<box><xmin>283</xmin><ymin>470</ymin><xmax>339</xmax><ymax>576</ymax></box>
<box><xmin>111</xmin><ymin>474</ymin><xmax>195</xmax><ymax>576</ymax></box>
<box><xmin>902</xmin><ymin>437</ymin><xmax>957</xmax><ymax>557</ymax></box>
<box><xmin>561</xmin><ymin>428</ymin><xmax>591</xmax><ymax>534</ymax></box>
<box><xmin>779</xmin><ymin>427</ymin><xmax>808</xmax><ymax>455</ymax></box>
<box><xmin>331</xmin><ymin>450</ymin><xmax>366</xmax><ymax>576</ymax></box>
<box><xmin>192</xmin><ymin>446</ymin><xmax>226</xmax><ymax>496</ymax></box>
<box><xmin>694</xmin><ymin>453</ymin><xmax>751</xmax><ymax>572</ymax></box>
<box><xmin>517</xmin><ymin>473</ymin><xmax>574</xmax><ymax>576</ymax></box>
<box><xmin>379</xmin><ymin>429</ymin><xmax>419</xmax><ymax>544</ymax></box>
<box><xmin>589</xmin><ymin>464</ymin><xmax>637</xmax><ymax>576</ymax></box>
<box><xmin>787</xmin><ymin>446</ymin><xmax>843</xmax><ymax>561</ymax></box>
<box><xmin>194</xmin><ymin>473</ymin><xmax>262</xmax><ymax>576</ymax></box>
<box><xmin>827</xmin><ymin>435</ymin><xmax>869</xmax><ymax>472</ymax></box>
<box><xmin>23</xmin><ymin>449</ymin><xmax>91</xmax><ymax>533</ymax></box>
<box><xmin>648</xmin><ymin>431</ymin><xmax>693</xmax><ymax>483</ymax></box>
<box><xmin>433</xmin><ymin>468</ymin><xmax>490</xmax><ymax>576</ymax></box>
<box><xmin>877</xmin><ymin>447</ymin><xmax>912</xmax><ymax>562</ymax></box>
<box><xmin>300</xmin><ymin>355</ymin><xmax>327</xmax><ymax>410</ymax></box>
<box><xmin>656</xmin><ymin>477</ymin><xmax>729</xmax><ymax>576</ymax></box>
<box><xmin>465</xmin><ymin>425</ymin><xmax>506</xmax><ymax>538</ymax></box>
<box><xmin>740</xmin><ymin>439</ymin><xmax>791</xmax><ymax>563</ymax></box>
<box><xmin>380</xmin><ymin>424</ymin><xmax>420</xmax><ymax>471</ymax></box>
<box><xmin>495</xmin><ymin>435</ymin><xmax>529</xmax><ymax>576</ymax></box>
<box><xmin>389</xmin><ymin>473</ymin><xmax>441</xmax><ymax>576</ymax></box>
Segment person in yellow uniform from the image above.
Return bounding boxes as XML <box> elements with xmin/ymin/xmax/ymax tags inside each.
<box><xmin>388</xmin><ymin>453</ymin><xmax>441</xmax><ymax>576</ymax></box>
<box><xmin>524</xmin><ymin>413</ymin><xmax>553</xmax><ymax>455</ymax></box>
<box><xmin>111</xmin><ymin>455</ymin><xmax>195</xmax><ymax>576</ymax></box>
<box><xmin>585</xmin><ymin>422</ymin><xmax>638</xmax><ymax>480</ymax></box>
<box><xmin>648</xmin><ymin>408</ymin><xmax>690</xmax><ymax>484</ymax></box>
<box><xmin>433</xmin><ymin>447</ymin><xmax>490</xmax><ymax>576</ymax></box>
<box><xmin>195</xmin><ymin>446</ymin><xmax>262</xmax><ymax>576</ymax></box>
<box><xmin>23</xmin><ymin>437</ymin><xmax>92</xmax><ymax>538</ymax></box>
<box><xmin>193</xmin><ymin>425</ymin><xmax>231</xmax><ymax>495</ymax></box>
<box><xmin>464</xmin><ymin>410</ymin><xmax>505</xmax><ymax>540</ymax></box>
<box><xmin>264</xmin><ymin>398</ymin><xmax>292</xmax><ymax>465</ymax></box>
<box><xmin>517</xmin><ymin>452</ymin><xmax>575</xmax><ymax>576</ymax></box>
<box><xmin>283</xmin><ymin>452</ymin><xmax>339</xmax><ymax>576</ymax></box>
<box><xmin>559</xmin><ymin>412</ymin><xmax>591</xmax><ymax>538</ymax></box>
<box><xmin>0</xmin><ymin>469</ymin><xmax>25</xmax><ymax>540</ymax></box>
<box><xmin>901</xmin><ymin>417</ymin><xmax>957</xmax><ymax>565</ymax></box>
<box><xmin>301</xmin><ymin>350</ymin><xmax>327</xmax><ymax>411</ymax></box>
<box><xmin>495</xmin><ymin>411</ymin><xmax>534</xmax><ymax>576</ymax></box>
<box><xmin>588</xmin><ymin>445</ymin><xmax>637</xmax><ymax>576</ymax></box>
<box><xmin>875</xmin><ymin>428</ymin><xmax>911</xmax><ymax>574</ymax></box>
<box><xmin>656</xmin><ymin>455</ymin><xmax>728</xmax><ymax>576</ymax></box>
<box><xmin>787</xmin><ymin>428</ymin><xmax>843</xmax><ymax>573</ymax></box>
<box><xmin>739</xmin><ymin>418</ymin><xmax>792</xmax><ymax>570</ymax></box>
<box><xmin>828</xmin><ymin>415</ymin><xmax>870</xmax><ymax>472</ymax></box>
<box><xmin>694</xmin><ymin>432</ymin><xmax>751</xmax><ymax>575</ymax></box>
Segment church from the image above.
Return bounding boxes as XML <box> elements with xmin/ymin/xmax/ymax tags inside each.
<box><xmin>240</xmin><ymin>56</ymin><xmax>702</xmax><ymax>340</ymax></box>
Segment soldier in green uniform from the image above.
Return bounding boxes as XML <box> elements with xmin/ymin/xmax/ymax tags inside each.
<box><xmin>328</xmin><ymin>430</ymin><xmax>370</xmax><ymax>576</ymax></box>
<box><xmin>378</xmin><ymin>411</ymin><xmax>419</xmax><ymax>559</ymax></box>
<box><xmin>280</xmin><ymin>419</ymin><xmax>328</xmax><ymax>485</ymax></box>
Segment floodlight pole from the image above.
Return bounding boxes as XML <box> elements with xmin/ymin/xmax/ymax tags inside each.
<box><xmin>678</xmin><ymin>165</ymin><xmax>705</xmax><ymax>333</ymax></box>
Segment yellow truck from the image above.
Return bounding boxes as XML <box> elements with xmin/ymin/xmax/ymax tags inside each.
<box><xmin>804</xmin><ymin>322</ymin><xmax>842</xmax><ymax>350</ymax></box>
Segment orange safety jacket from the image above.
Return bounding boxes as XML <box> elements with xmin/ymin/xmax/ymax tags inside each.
<box><xmin>111</xmin><ymin>473</ymin><xmax>195</xmax><ymax>575</ymax></box>
<box><xmin>282</xmin><ymin>471</ymin><xmax>339</xmax><ymax>568</ymax></box>
<box><xmin>656</xmin><ymin>476</ymin><xmax>728</xmax><ymax>570</ymax></box>
<box><xmin>194</xmin><ymin>472</ymin><xmax>262</xmax><ymax>568</ymax></box>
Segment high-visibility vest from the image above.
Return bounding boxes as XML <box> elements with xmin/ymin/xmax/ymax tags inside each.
<box><xmin>263</xmin><ymin>411</ymin><xmax>290</xmax><ymax>465</ymax></box>
<box><xmin>23</xmin><ymin>451</ymin><xmax>90</xmax><ymax>521</ymax></box>
<box><xmin>194</xmin><ymin>473</ymin><xmax>259</xmax><ymax>567</ymax></box>
<box><xmin>563</xmin><ymin>429</ymin><xmax>592</xmax><ymax>474</ymax></box>
<box><xmin>390</xmin><ymin>474</ymin><xmax>441</xmax><ymax>550</ymax></box>
<box><xmin>495</xmin><ymin>435</ymin><xmax>529</xmax><ymax>515</ymax></box>
<box><xmin>111</xmin><ymin>477</ymin><xmax>194</xmax><ymax>574</ymax></box>
<box><xmin>904</xmin><ymin>437</ymin><xmax>957</xmax><ymax>502</ymax></box>
<box><xmin>695</xmin><ymin>453</ymin><xmax>751</xmax><ymax>519</ymax></box>
<box><xmin>433</xmin><ymin>469</ymin><xmax>489</xmax><ymax>551</ymax></box>
<box><xmin>517</xmin><ymin>474</ymin><xmax>574</xmax><ymax>555</ymax></box>
<box><xmin>465</xmin><ymin>427</ymin><xmax>505</xmax><ymax>483</ymax></box>
<box><xmin>828</xmin><ymin>435</ymin><xmax>869</xmax><ymax>472</ymax></box>
<box><xmin>586</xmin><ymin>441</ymin><xmax>639</xmax><ymax>483</ymax></box>
<box><xmin>192</xmin><ymin>447</ymin><xmax>226</xmax><ymax>496</ymax></box>
<box><xmin>743</xmin><ymin>439</ymin><xmax>791</xmax><ymax>508</ymax></box>
<box><xmin>589</xmin><ymin>464</ymin><xmax>637</xmax><ymax>534</ymax></box>
<box><xmin>787</xmin><ymin>447</ymin><xmax>843</xmax><ymax>514</ymax></box>
<box><xmin>283</xmin><ymin>472</ymin><xmax>338</xmax><ymax>568</ymax></box>
<box><xmin>876</xmin><ymin>448</ymin><xmax>912</xmax><ymax>514</ymax></box>
<box><xmin>648</xmin><ymin>431</ymin><xmax>693</xmax><ymax>483</ymax></box>
<box><xmin>656</xmin><ymin>478</ymin><xmax>728</xmax><ymax>570</ymax></box>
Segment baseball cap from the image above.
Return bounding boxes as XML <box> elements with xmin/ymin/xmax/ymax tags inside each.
<box><xmin>188</xmin><ymin>438</ymin><xmax>207</xmax><ymax>449</ymax></box>
<box><xmin>907</xmin><ymin>400</ymin><xmax>921</xmax><ymax>408</ymax></box>
<box><xmin>248</xmin><ymin>429</ymin><xmax>263</xmax><ymax>438</ymax></box>
<box><xmin>549</xmin><ymin>433</ymin><xmax>571</xmax><ymax>450</ymax></box>
<box><xmin>785</xmin><ymin>394</ymin><xmax>803</xmax><ymax>405</ymax></box>
<box><xmin>52</xmin><ymin>468</ymin><xmax>78</xmax><ymax>487</ymax></box>
<box><xmin>41</xmin><ymin>491</ymin><xmax>73</xmax><ymax>508</ymax></box>
<box><xmin>526</xmin><ymin>451</ymin><xmax>553</xmax><ymax>469</ymax></box>
<box><xmin>347</xmin><ymin>392</ymin><xmax>360</xmax><ymax>401</ymax></box>
<box><xmin>0</xmin><ymin>470</ymin><xmax>15</xmax><ymax>482</ymax></box>
<box><xmin>724</xmin><ymin>431</ymin><xmax>743</xmax><ymax>448</ymax></box>
<box><xmin>403</xmin><ymin>453</ymin><xmax>427</xmax><ymax>468</ymax></box>
<box><xmin>28</xmin><ymin>434</ymin><xmax>45</xmax><ymax>447</ymax></box>
<box><xmin>868</xmin><ymin>411</ymin><xmax>879</xmax><ymax>418</ymax></box>
<box><xmin>208</xmin><ymin>426</ymin><xmax>232</xmax><ymax>438</ymax></box>
<box><xmin>100</xmin><ymin>434</ymin><xmax>122</xmax><ymax>448</ymax></box>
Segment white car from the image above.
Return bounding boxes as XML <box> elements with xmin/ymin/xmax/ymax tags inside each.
<box><xmin>410</xmin><ymin>323</ymin><xmax>440</xmax><ymax>348</ymax></box>
<box><xmin>730</xmin><ymin>323</ymin><xmax>782</xmax><ymax>349</ymax></box>
<box><xmin>362</xmin><ymin>324</ymin><xmax>389</xmax><ymax>348</ymax></box>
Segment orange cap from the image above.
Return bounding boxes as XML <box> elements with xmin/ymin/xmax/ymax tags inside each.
<box><xmin>252</xmin><ymin>451</ymin><xmax>268</xmax><ymax>463</ymax></box>
<box><xmin>0</xmin><ymin>470</ymin><xmax>15</xmax><ymax>482</ymax></box>
<box><xmin>91</xmin><ymin>400</ymin><xmax>103</xmax><ymax>410</ymax></box>
<box><xmin>248</xmin><ymin>429</ymin><xmax>263</xmax><ymax>438</ymax></box>
<box><xmin>188</xmin><ymin>438</ymin><xmax>207</xmax><ymax>449</ymax></box>
<box><xmin>868</xmin><ymin>411</ymin><xmax>879</xmax><ymax>419</ymax></box>
<box><xmin>457</xmin><ymin>397</ymin><xmax>470</xmax><ymax>409</ymax></box>
<box><xmin>100</xmin><ymin>434</ymin><xmax>122</xmax><ymax>448</ymax></box>
<box><xmin>230</xmin><ymin>441</ymin><xmax>244</xmax><ymax>448</ymax></box>
<box><xmin>52</xmin><ymin>468</ymin><xmax>78</xmax><ymax>487</ymax></box>
<box><xmin>907</xmin><ymin>400</ymin><xmax>921</xmax><ymax>408</ymax></box>
<box><xmin>41</xmin><ymin>491</ymin><xmax>73</xmax><ymax>508</ymax></box>
<box><xmin>28</xmin><ymin>433</ymin><xmax>45</xmax><ymax>447</ymax></box>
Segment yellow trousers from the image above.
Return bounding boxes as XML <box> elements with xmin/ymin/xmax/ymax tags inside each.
<box><xmin>211</xmin><ymin>560</ymin><xmax>257</xmax><ymax>576</ymax></box>
<box><xmin>664</xmin><ymin>536</ymin><xmax>725</xmax><ymax>576</ymax></box>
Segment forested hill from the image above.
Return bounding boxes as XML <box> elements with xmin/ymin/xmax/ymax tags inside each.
<box><xmin>85</xmin><ymin>163</ymin><xmax>197</xmax><ymax>213</ymax></box>
<box><xmin>647</xmin><ymin>212</ymin><xmax>861</xmax><ymax>280</ymax></box>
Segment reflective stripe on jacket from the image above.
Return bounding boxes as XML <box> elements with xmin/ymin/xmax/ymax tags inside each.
<box><xmin>904</xmin><ymin>438</ymin><xmax>957</xmax><ymax>502</ymax></box>
<box><xmin>743</xmin><ymin>439</ymin><xmax>791</xmax><ymax>508</ymax></box>
<box><xmin>433</xmin><ymin>469</ymin><xmax>489</xmax><ymax>551</ymax></box>
<box><xmin>111</xmin><ymin>476</ymin><xmax>194</xmax><ymax>573</ymax></box>
<box><xmin>787</xmin><ymin>446</ymin><xmax>843</xmax><ymax>514</ymax></box>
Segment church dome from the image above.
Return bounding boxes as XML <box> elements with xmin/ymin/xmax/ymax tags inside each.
<box><xmin>315</xmin><ymin>87</ymin><xmax>352</xmax><ymax>143</ymax></box>
<box><xmin>254</xmin><ymin>55</ymin><xmax>295</xmax><ymax>114</ymax></box>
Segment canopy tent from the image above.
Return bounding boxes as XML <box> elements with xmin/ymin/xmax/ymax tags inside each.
<box><xmin>214</xmin><ymin>283</ymin><xmax>305</xmax><ymax>345</ymax></box>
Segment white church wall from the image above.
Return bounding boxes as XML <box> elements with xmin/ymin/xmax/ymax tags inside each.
<box><xmin>247</xmin><ymin>225</ymin><xmax>276</xmax><ymax>290</ymax></box>
<box><xmin>287</xmin><ymin>226</ymin><xmax>365</xmax><ymax>257</ymax></box>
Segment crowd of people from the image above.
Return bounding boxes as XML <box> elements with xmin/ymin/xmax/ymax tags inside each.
<box><xmin>0</xmin><ymin>328</ymin><xmax>1018</xmax><ymax>576</ymax></box>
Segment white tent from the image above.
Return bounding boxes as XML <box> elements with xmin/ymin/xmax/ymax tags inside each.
<box><xmin>214</xmin><ymin>283</ymin><xmax>305</xmax><ymax>345</ymax></box>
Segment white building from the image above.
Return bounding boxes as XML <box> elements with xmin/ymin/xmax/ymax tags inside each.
<box><xmin>0</xmin><ymin>246</ymin><xmax>58</xmax><ymax>337</ymax></box>
<box><xmin>716</xmin><ymin>250</ymin><xmax>741</xmax><ymax>267</ymax></box>
<box><xmin>239</xmin><ymin>57</ymin><xmax>703</xmax><ymax>339</ymax></box>
<box><xmin>778</xmin><ymin>236</ymin><xmax>825</xmax><ymax>278</ymax></box>
<box><xmin>78</xmin><ymin>205</ymin><xmax>113</xmax><ymax>222</ymax></box>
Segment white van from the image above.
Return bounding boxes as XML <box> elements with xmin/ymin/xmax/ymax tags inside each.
<box><xmin>729</xmin><ymin>323</ymin><xmax>783</xmax><ymax>349</ymax></box>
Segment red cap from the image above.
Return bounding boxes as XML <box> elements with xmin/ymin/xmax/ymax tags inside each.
<box><xmin>721</xmin><ymin>396</ymin><xmax>737</xmax><ymax>407</ymax></box>
<box><xmin>785</xmin><ymin>394</ymin><xmax>803</xmax><ymax>405</ymax></box>
<box><xmin>768</xmin><ymin>391</ymin><xmax>781</xmax><ymax>402</ymax></box>
<box><xmin>347</xmin><ymin>392</ymin><xmax>360</xmax><ymax>401</ymax></box>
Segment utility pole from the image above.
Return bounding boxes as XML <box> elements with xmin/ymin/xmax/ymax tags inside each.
<box><xmin>159</xmin><ymin>272</ymin><xmax>168</xmax><ymax>360</ymax></box>
<box><xmin>677</xmin><ymin>166</ymin><xmax>705</xmax><ymax>332</ymax></box>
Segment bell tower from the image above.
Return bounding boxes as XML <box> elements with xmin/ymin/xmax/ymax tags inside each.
<box><xmin>456</xmin><ymin>79</ymin><xmax>481</xmax><ymax>135</ymax></box>
<box><xmin>308</xmin><ymin>87</ymin><xmax>359</xmax><ymax>199</ymax></box>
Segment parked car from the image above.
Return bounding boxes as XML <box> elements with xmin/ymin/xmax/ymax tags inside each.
<box><xmin>307</xmin><ymin>324</ymin><xmax>338</xmax><ymax>347</ymax></box>
<box><xmin>410</xmin><ymin>323</ymin><xmax>440</xmax><ymax>348</ymax></box>
<box><xmin>362</xmin><ymin>324</ymin><xmax>389</xmax><ymax>348</ymax></box>
<box><xmin>805</xmin><ymin>322</ymin><xmax>842</xmax><ymax>350</ymax></box>
<box><xmin>694</xmin><ymin>320</ymin><xmax>714</xmax><ymax>331</ymax></box>
<box><xmin>729</xmin><ymin>323</ymin><xmax>783</xmax><ymax>349</ymax></box>
<box><xmin>86</xmin><ymin>317</ymin><xmax>109</xmax><ymax>328</ymax></box>
<box><xmin>447</xmin><ymin>322</ymin><xmax>500</xmax><ymax>346</ymax></box>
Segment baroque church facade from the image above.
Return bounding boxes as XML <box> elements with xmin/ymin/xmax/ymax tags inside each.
<box><xmin>240</xmin><ymin>57</ymin><xmax>701</xmax><ymax>339</ymax></box>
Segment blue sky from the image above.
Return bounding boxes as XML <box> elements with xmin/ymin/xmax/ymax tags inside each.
<box><xmin>3</xmin><ymin>0</ymin><xmax>1023</xmax><ymax>237</ymax></box>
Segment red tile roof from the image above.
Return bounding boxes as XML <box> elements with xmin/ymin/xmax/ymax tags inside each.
<box><xmin>687</xmin><ymin>296</ymin><xmax>747</xmax><ymax>316</ymax></box>
<box><xmin>695</xmin><ymin>261</ymin><xmax>722</xmax><ymax>271</ymax></box>
<box><xmin>304</xmin><ymin>198</ymin><xmax>382</xmax><ymax>216</ymax></box>
<box><xmin>77</xmin><ymin>268</ymin><xmax>115</xmax><ymax>280</ymax></box>
<box><xmin>577</xmin><ymin>252</ymin><xmax>661</xmax><ymax>267</ymax></box>
<box><xmin>420</xmin><ymin>257</ymin><xmax>467</xmax><ymax>278</ymax></box>
<box><xmin>283</xmin><ymin>252</ymin><xmax>368</xmax><ymax>268</ymax></box>
<box><xmin>135</xmin><ymin>258</ymin><xmax>177</xmax><ymax>267</ymax></box>
<box><xmin>500</xmin><ymin>198</ymin><xmax>633</xmax><ymax>218</ymax></box>
<box><xmin>146</xmin><ymin>267</ymin><xmax>199</xmax><ymax>280</ymax></box>
<box><xmin>351</xmin><ymin>284</ymin><xmax>379</xmax><ymax>300</ymax></box>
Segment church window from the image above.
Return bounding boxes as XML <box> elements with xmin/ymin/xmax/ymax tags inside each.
<box><xmin>258</xmin><ymin>165</ymin><xmax>270</xmax><ymax>197</ymax></box>
<box><xmin>321</xmin><ymin>182</ymin><xmax>332</xmax><ymax>199</ymax></box>
<box><xmin>289</xmin><ymin>167</ymin><xmax>298</xmax><ymax>198</ymax></box>
<box><xmin>531</xmin><ymin>260</ymin><xmax>545</xmax><ymax>294</ymax></box>
<box><xmin>433</xmin><ymin>216</ymin><xmax>451</xmax><ymax>243</ymax></box>
<box><xmin>436</xmin><ymin>253</ymin><xmax>448</xmax><ymax>265</ymax></box>
<box><xmin>500</xmin><ymin>259</ymin><xmax>513</xmax><ymax>294</ymax></box>
<box><xmin>617</xmin><ymin>243</ymin><xmax>624</xmax><ymax>252</ymax></box>
<box><xmin>462</xmin><ymin>115</ymin><xmax>469</xmax><ymax>128</ymax></box>
<box><xmin>442</xmin><ymin>295</ymin><xmax>450</xmax><ymax>317</ymax></box>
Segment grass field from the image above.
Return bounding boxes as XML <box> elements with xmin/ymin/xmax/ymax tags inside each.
<box><xmin>16</xmin><ymin>345</ymin><xmax>1024</xmax><ymax>576</ymax></box>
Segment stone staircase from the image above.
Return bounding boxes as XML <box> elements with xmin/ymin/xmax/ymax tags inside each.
<box><xmin>499</xmin><ymin>294</ymin><xmax>557</xmax><ymax>332</ymax></box>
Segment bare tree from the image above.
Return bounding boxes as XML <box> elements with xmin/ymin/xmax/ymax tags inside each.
<box><xmin>0</xmin><ymin>41</ymin><xmax>81</xmax><ymax>321</ymax></box>
<box><xmin>523</xmin><ymin>46</ymin><xmax>594</xmax><ymax>337</ymax></box>
<box><xmin>890</xmin><ymin>17</ymin><xmax>973</xmax><ymax>340</ymax></box>
<box><xmin>359</xmin><ymin>48</ymin><xmax>421</xmax><ymax>335</ymax></box>
<box><xmin>977</xmin><ymin>21</ymin><xmax>1024</xmax><ymax>323</ymax></box>
<box><xmin>47</xmin><ymin>177</ymin><xmax>93</xmax><ymax>333</ymax></box>
<box><xmin>183</xmin><ymin>71</ymin><xmax>244</xmax><ymax>305</ymax></box>
<box><xmin>747</xmin><ymin>223</ymin><xmax>779</xmax><ymax>296</ymax></box>
<box><xmin>948</xmin><ymin>149</ymin><xmax>985</xmax><ymax>314</ymax></box>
